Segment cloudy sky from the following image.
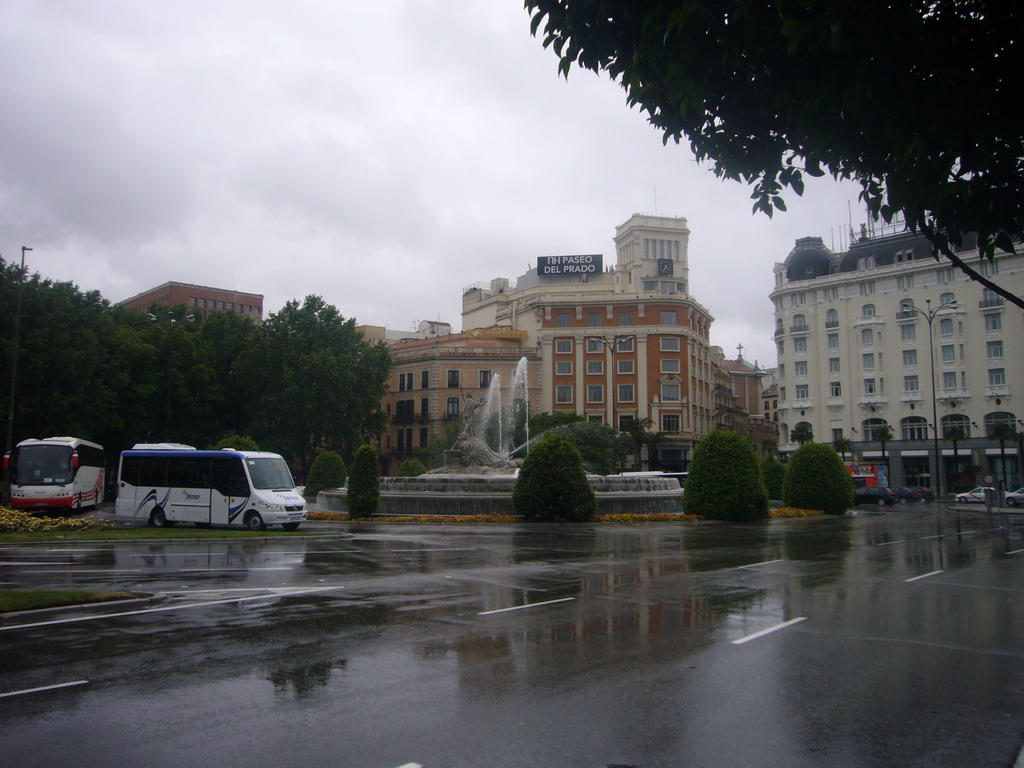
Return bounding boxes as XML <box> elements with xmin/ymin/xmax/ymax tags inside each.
<box><xmin>1</xmin><ymin>1</ymin><xmax>863</xmax><ymax>366</ymax></box>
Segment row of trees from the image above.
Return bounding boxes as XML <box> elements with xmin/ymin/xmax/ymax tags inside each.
<box><xmin>0</xmin><ymin>258</ymin><xmax>392</xmax><ymax>479</ymax></box>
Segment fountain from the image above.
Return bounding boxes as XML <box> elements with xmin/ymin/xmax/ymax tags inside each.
<box><xmin>316</xmin><ymin>355</ymin><xmax>684</xmax><ymax>516</ymax></box>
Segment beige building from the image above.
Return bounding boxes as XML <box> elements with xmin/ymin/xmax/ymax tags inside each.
<box><xmin>771</xmin><ymin>224</ymin><xmax>1024</xmax><ymax>493</ymax></box>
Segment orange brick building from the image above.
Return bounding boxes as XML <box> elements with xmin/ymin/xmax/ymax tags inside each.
<box><xmin>119</xmin><ymin>281</ymin><xmax>264</xmax><ymax>324</ymax></box>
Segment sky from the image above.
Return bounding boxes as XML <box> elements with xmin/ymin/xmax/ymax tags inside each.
<box><xmin>1</xmin><ymin>1</ymin><xmax>864</xmax><ymax>368</ymax></box>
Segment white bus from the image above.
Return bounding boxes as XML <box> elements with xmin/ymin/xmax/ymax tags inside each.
<box><xmin>4</xmin><ymin>436</ymin><xmax>105</xmax><ymax>511</ymax></box>
<box><xmin>115</xmin><ymin>444</ymin><xmax>307</xmax><ymax>530</ymax></box>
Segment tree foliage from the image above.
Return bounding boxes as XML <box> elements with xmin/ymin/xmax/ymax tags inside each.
<box><xmin>790</xmin><ymin>422</ymin><xmax>814</xmax><ymax>445</ymax></box>
<box><xmin>396</xmin><ymin>458</ymin><xmax>428</xmax><ymax>477</ymax></box>
<box><xmin>304</xmin><ymin>450</ymin><xmax>349</xmax><ymax>499</ymax></box>
<box><xmin>512</xmin><ymin>432</ymin><xmax>597</xmax><ymax>522</ymax></box>
<box><xmin>761</xmin><ymin>454</ymin><xmax>786</xmax><ymax>500</ymax></box>
<box><xmin>526</xmin><ymin>0</ymin><xmax>1024</xmax><ymax>309</ymax></box>
<box><xmin>683</xmin><ymin>430</ymin><xmax>768</xmax><ymax>521</ymax></box>
<box><xmin>782</xmin><ymin>442</ymin><xmax>853</xmax><ymax>516</ymax></box>
<box><xmin>208</xmin><ymin>434</ymin><xmax>260</xmax><ymax>452</ymax></box>
<box><xmin>346</xmin><ymin>444</ymin><xmax>380</xmax><ymax>519</ymax></box>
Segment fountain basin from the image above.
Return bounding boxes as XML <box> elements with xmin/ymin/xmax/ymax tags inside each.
<box><xmin>316</xmin><ymin>473</ymin><xmax>684</xmax><ymax>517</ymax></box>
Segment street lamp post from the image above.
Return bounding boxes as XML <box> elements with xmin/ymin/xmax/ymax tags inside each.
<box><xmin>912</xmin><ymin>298</ymin><xmax>956</xmax><ymax>499</ymax></box>
<box><xmin>2</xmin><ymin>246</ymin><xmax>32</xmax><ymax>504</ymax></box>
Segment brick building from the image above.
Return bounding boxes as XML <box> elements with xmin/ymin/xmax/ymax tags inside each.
<box><xmin>119</xmin><ymin>281</ymin><xmax>264</xmax><ymax>324</ymax></box>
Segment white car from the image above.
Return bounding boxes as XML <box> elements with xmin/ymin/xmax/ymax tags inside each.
<box><xmin>955</xmin><ymin>486</ymin><xmax>995</xmax><ymax>503</ymax></box>
<box><xmin>1005</xmin><ymin>488</ymin><xmax>1024</xmax><ymax>507</ymax></box>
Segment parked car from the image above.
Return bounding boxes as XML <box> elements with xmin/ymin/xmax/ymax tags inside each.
<box><xmin>890</xmin><ymin>486</ymin><xmax>927</xmax><ymax>504</ymax></box>
<box><xmin>1005</xmin><ymin>488</ymin><xmax>1024</xmax><ymax>507</ymax></box>
<box><xmin>955</xmin><ymin>486</ymin><xmax>995</xmax><ymax>503</ymax></box>
<box><xmin>903</xmin><ymin>485</ymin><xmax>935</xmax><ymax>503</ymax></box>
<box><xmin>854</xmin><ymin>485</ymin><xmax>898</xmax><ymax>506</ymax></box>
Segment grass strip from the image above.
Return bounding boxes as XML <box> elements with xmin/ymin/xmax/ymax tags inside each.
<box><xmin>0</xmin><ymin>528</ymin><xmax>321</xmax><ymax>543</ymax></box>
<box><xmin>0</xmin><ymin>590</ymin><xmax>142</xmax><ymax>613</ymax></box>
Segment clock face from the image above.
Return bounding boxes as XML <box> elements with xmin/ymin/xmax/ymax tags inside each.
<box><xmin>658</xmin><ymin>258</ymin><xmax>674</xmax><ymax>276</ymax></box>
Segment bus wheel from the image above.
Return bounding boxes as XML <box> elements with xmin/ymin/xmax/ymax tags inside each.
<box><xmin>150</xmin><ymin>507</ymin><xmax>167</xmax><ymax>527</ymax></box>
<box><xmin>245</xmin><ymin>512</ymin><xmax>266</xmax><ymax>531</ymax></box>
<box><xmin>282</xmin><ymin>522</ymin><xmax>300</xmax><ymax>531</ymax></box>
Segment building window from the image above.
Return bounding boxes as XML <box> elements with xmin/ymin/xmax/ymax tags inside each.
<box><xmin>903</xmin><ymin>349</ymin><xmax>917</xmax><ymax>366</ymax></box>
<box><xmin>556</xmin><ymin>385</ymin><xmax>573</xmax><ymax>404</ymax></box>
<box><xmin>556</xmin><ymin>361</ymin><xmax>573</xmax><ymax>375</ymax></box>
<box><xmin>421</xmin><ymin>397</ymin><xmax>429</xmax><ymax>417</ymax></box>
<box><xmin>941</xmin><ymin>344</ymin><xmax>955</xmax><ymax>363</ymax></box>
<box><xmin>794</xmin><ymin>337</ymin><xmax>807</xmax><ymax>353</ymax></box>
<box><xmin>904</xmin><ymin>375</ymin><xmax>919</xmax><ymax>392</ymax></box>
<box><xmin>447</xmin><ymin>370</ymin><xmax>460</xmax><ymax>388</ymax></box>
<box><xmin>661</xmin><ymin>337</ymin><xmax>680</xmax><ymax>352</ymax></box>
<box><xmin>587</xmin><ymin>313</ymin><xmax>603</xmax><ymax>327</ymax></box>
<box><xmin>661</xmin><ymin>383</ymin><xmax>680</xmax><ymax>401</ymax></box>
<box><xmin>940</xmin><ymin>292</ymin><xmax>956</xmax><ymax>306</ymax></box>
<box><xmin>795</xmin><ymin>361</ymin><xmax>808</xmax><ymax>377</ymax></box>
<box><xmin>618</xmin><ymin>359</ymin><xmax>635</xmax><ymax>375</ymax></box>
<box><xmin>618</xmin><ymin>312</ymin><xmax>633</xmax><ymax>326</ymax></box>
<box><xmin>989</xmin><ymin>368</ymin><xmax>1006</xmax><ymax>386</ymax></box>
<box><xmin>661</xmin><ymin>414</ymin><xmax>680</xmax><ymax>432</ymax></box>
<box><xmin>446</xmin><ymin>397</ymin><xmax>460</xmax><ymax>417</ymax></box>
<box><xmin>901</xmin><ymin>324</ymin><xmax>916</xmax><ymax>341</ymax></box>
<box><xmin>863</xmin><ymin>353</ymin><xmax>875</xmax><ymax>370</ymax></box>
<box><xmin>556</xmin><ymin>313</ymin><xmax>572</xmax><ymax>328</ymax></box>
<box><xmin>828</xmin><ymin>333</ymin><xmax>839</xmax><ymax>350</ymax></box>
<box><xmin>188</xmin><ymin>297</ymin><xmax>196</xmax><ymax>307</ymax></box>
<box><xmin>864</xmin><ymin>378</ymin><xmax>876</xmax><ymax>394</ymax></box>
<box><xmin>826</xmin><ymin>309</ymin><xmax>838</xmax><ymax>327</ymax></box>
<box><xmin>985</xmin><ymin>313</ymin><xmax>1002</xmax><ymax>331</ymax></box>
<box><xmin>902</xmin><ymin>417</ymin><xmax>928</xmax><ymax>440</ymax></box>
<box><xmin>618</xmin><ymin>384</ymin><xmax>635</xmax><ymax>402</ymax></box>
<box><xmin>661</xmin><ymin>359</ymin><xmax>680</xmax><ymax>374</ymax></box>
<box><xmin>587</xmin><ymin>385</ymin><xmax>604</xmax><ymax>403</ymax></box>
<box><xmin>778</xmin><ymin>364</ymin><xmax>785</xmax><ymax>379</ymax></box>
<box><xmin>942</xmin><ymin>371</ymin><xmax>957</xmax><ymax>389</ymax></box>
<box><xmin>198</xmin><ymin>298</ymin><xmax>206</xmax><ymax>308</ymax></box>
<box><xmin>939</xmin><ymin>318</ymin><xmax>954</xmax><ymax>335</ymax></box>
<box><xmin>795</xmin><ymin>384</ymin><xmax>809</xmax><ymax>399</ymax></box>
<box><xmin>421</xmin><ymin>369</ymin><xmax>429</xmax><ymax>389</ymax></box>
<box><xmin>792</xmin><ymin>314</ymin><xmax>807</xmax><ymax>331</ymax></box>
<box><xmin>987</xmin><ymin>340</ymin><xmax>1003</xmax><ymax>359</ymax></box>
<box><xmin>587</xmin><ymin>361</ymin><xmax>604</xmax><ymax>375</ymax></box>
<box><xmin>217</xmin><ymin>301</ymin><xmax>224</xmax><ymax>310</ymax></box>
<box><xmin>829</xmin><ymin>358</ymin><xmax>840</xmax><ymax>373</ymax></box>
<box><xmin>479</xmin><ymin>370</ymin><xmax>492</xmax><ymax>388</ymax></box>
<box><xmin>555</xmin><ymin>339</ymin><xmax>573</xmax><ymax>354</ymax></box>
<box><xmin>860</xmin><ymin>281</ymin><xmax>875</xmax><ymax>296</ymax></box>
<box><xmin>830</xmin><ymin>381</ymin><xmax>842</xmax><ymax>397</ymax></box>
<box><xmin>862</xmin><ymin>304</ymin><xmax>876</xmax><ymax>316</ymax></box>
<box><xmin>660</xmin><ymin>311</ymin><xmax>677</xmax><ymax>325</ymax></box>
<box><xmin>861</xmin><ymin>329</ymin><xmax>874</xmax><ymax>345</ymax></box>
<box><xmin>616</xmin><ymin>336</ymin><xmax>635</xmax><ymax>353</ymax></box>
<box><xmin>586</xmin><ymin>338</ymin><xmax>604</xmax><ymax>353</ymax></box>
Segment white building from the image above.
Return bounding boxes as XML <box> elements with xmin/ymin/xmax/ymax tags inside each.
<box><xmin>771</xmin><ymin>224</ymin><xmax>1023</xmax><ymax>494</ymax></box>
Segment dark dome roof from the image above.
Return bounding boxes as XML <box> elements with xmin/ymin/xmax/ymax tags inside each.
<box><xmin>784</xmin><ymin>237</ymin><xmax>832</xmax><ymax>281</ymax></box>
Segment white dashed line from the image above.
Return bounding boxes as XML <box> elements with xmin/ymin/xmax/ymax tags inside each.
<box><xmin>906</xmin><ymin>570</ymin><xmax>944</xmax><ymax>582</ymax></box>
<box><xmin>732</xmin><ymin>617</ymin><xmax>807</xmax><ymax>645</ymax></box>
<box><xmin>479</xmin><ymin>597</ymin><xmax>574</xmax><ymax>615</ymax></box>
<box><xmin>0</xmin><ymin>680</ymin><xmax>90</xmax><ymax>698</ymax></box>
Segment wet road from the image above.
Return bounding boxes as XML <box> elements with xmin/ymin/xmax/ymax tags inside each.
<box><xmin>2</xmin><ymin>508</ymin><xmax>1023</xmax><ymax>767</ymax></box>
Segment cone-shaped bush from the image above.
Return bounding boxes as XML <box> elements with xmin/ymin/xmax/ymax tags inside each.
<box><xmin>304</xmin><ymin>450</ymin><xmax>348</xmax><ymax>498</ymax></box>
<box><xmin>347</xmin><ymin>444</ymin><xmax>380</xmax><ymax>519</ymax></box>
<box><xmin>761</xmin><ymin>454</ymin><xmax>786</xmax><ymax>500</ymax></box>
<box><xmin>782</xmin><ymin>442</ymin><xmax>853</xmax><ymax>515</ymax></box>
<box><xmin>683</xmin><ymin>430</ymin><xmax>768</xmax><ymax>521</ymax></box>
<box><xmin>512</xmin><ymin>433</ymin><xmax>596</xmax><ymax>522</ymax></box>
<box><xmin>396</xmin><ymin>458</ymin><xmax>427</xmax><ymax>477</ymax></box>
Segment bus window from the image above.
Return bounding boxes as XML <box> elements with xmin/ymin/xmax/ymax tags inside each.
<box><xmin>167</xmin><ymin>456</ymin><xmax>210</xmax><ymax>489</ymax></box>
<box><xmin>139</xmin><ymin>456</ymin><xmax>168</xmax><ymax>487</ymax></box>
<box><xmin>211</xmin><ymin>457</ymin><xmax>249</xmax><ymax>496</ymax></box>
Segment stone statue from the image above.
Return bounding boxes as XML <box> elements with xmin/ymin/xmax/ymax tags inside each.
<box><xmin>459</xmin><ymin>394</ymin><xmax>487</xmax><ymax>439</ymax></box>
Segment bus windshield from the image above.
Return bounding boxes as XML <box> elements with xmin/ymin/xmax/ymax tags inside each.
<box><xmin>245</xmin><ymin>457</ymin><xmax>296</xmax><ymax>491</ymax></box>
<box><xmin>13</xmin><ymin>445</ymin><xmax>74</xmax><ymax>485</ymax></box>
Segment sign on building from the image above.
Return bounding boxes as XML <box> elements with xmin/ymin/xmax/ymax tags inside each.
<box><xmin>537</xmin><ymin>254</ymin><xmax>603</xmax><ymax>275</ymax></box>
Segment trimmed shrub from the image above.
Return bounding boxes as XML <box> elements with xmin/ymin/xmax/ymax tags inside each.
<box><xmin>761</xmin><ymin>454</ymin><xmax>786</xmax><ymax>500</ymax></box>
<box><xmin>512</xmin><ymin>433</ymin><xmax>597</xmax><ymax>522</ymax></box>
<box><xmin>782</xmin><ymin>442</ymin><xmax>854</xmax><ymax>516</ymax></box>
<box><xmin>683</xmin><ymin>430</ymin><xmax>768</xmax><ymax>521</ymax></box>
<box><xmin>396</xmin><ymin>458</ymin><xmax>428</xmax><ymax>477</ymax></box>
<box><xmin>208</xmin><ymin>434</ymin><xmax>260</xmax><ymax>452</ymax></box>
<box><xmin>304</xmin><ymin>450</ymin><xmax>348</xmax><ymax>498</ymax></box>
<box><xmin>346</xmin><ymin>444</ymin><xmax>380</xmax><ymax>519</ymax></box>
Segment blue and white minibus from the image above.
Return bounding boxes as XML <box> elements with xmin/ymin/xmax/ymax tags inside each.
<box><xmin>115</xmin><ymin>444</ymin><xmax>306</xmax><ymax>530</ymax></box>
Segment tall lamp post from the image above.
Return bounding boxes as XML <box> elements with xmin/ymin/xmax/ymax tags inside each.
<box><xmin>2</xmin><ymin>246</ymin><xmax>32</xmax><ymax>504</ymax></box>
<box><xmin>148</xmin><ymin>310</ymin><xmax>194</xmax><ymax>441</ymax></box>
<box><xmin>910</xmin><ymin>298</ymin><xmax>956</xmax><ymax>499</ymax></box>
<box><xmin>586</xmin><ymin>333</ymin><xmax>635</xmax><ymax>472</ymax></box>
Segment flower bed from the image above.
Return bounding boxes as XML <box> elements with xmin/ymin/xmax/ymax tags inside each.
<box><xmin>0</xmin><ymin>507</ymin><xmax>113</xmax><ymax>533</ymax></box>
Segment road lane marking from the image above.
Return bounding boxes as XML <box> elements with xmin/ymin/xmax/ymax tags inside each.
<box><xmin>877</xmin><ymin>540</ymin><xmax>906</xmax><ymax>547</ymax></box>
<box><xmin>922</xmin><ymin>534</ymin><xmax>944</xmax><ymax>540</ymax></box>
<box><xmin>390</xmin><ymin>548</ymin><xmax>478</xmax><ymax>553</ymax></box>
<box><xmin>479</xmin><ymin>597</ymin><xmax>574</xmax><ymax>615</ymax></box>
<box><xmin>739</xmin><ymin>559</ymin><xmax>784</xmax><ymax>569</ymax></box>
<box><xmin>0</xmin><ymin>586</ymin><xmax>345</xmax><ymax>633</ymax></box>
<box><xmin>178</xmin><ymin>567</ymin><xmax>293</xmax><ymax>572</ymax></box>
<box><xmin>32</xmin><ymin>569</ymin><xmax>144</xmax><ymax>574</ymax></box>
<box><xmin>1007</xmin><ymin>548</ymin><xmax>1024</xmax><ymax>555</ymax></box>
<box><xmin>906</xmin><ymin>570</ymin><xmax>944</xmax><ymax>582</ymax></box>
<box><xmin>732</xmin><ymin>617</ymin><xmax>807</xmax><ymax>645</ymax></box>
<box><xmin>0</xmin><ymin>680</ymin><xmax>90</xmax><ymax>699</ymax></box>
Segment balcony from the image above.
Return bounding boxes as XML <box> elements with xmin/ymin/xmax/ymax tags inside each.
<box><xmin>789</xmin><ymin>324</ymin><xmax>809</xmax><ymax>335</ymax></box>
<box><xmin>937</xmin><ymin>388</ymin><xmax>970</xmax><ymax>401</ymax></box>
<box><xmin>854</xmin><ymin>314</ymin><xmax>885</xmax><ymax>327</ymax></box>
<box><xmin>896</xmin><ymin>310</ymin><xmax>916</xmax><ymax>320</ymax></box>
<box><xmin>857</xmin><ymin>394</ymin><xmax>889</xmax><ymax>407</ymax></box>
<box><xmin>824</xmin><ymin>320</ymin><xmax>839</xmax><ymax>329</ymax></box>
<box><xmin>980</xmin><ymin>296</ymin><xmax>1004</xmax><ymax>309</ymax></box>
<box><xmin>985</xmin><ymin>385</ymin><xmax>1011</xmax><ymax>398</ymax></box>
<box><xmin>899</xmin><ymin>391</ymin><xmax>924</xmax><ymax>404</ymax></box>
